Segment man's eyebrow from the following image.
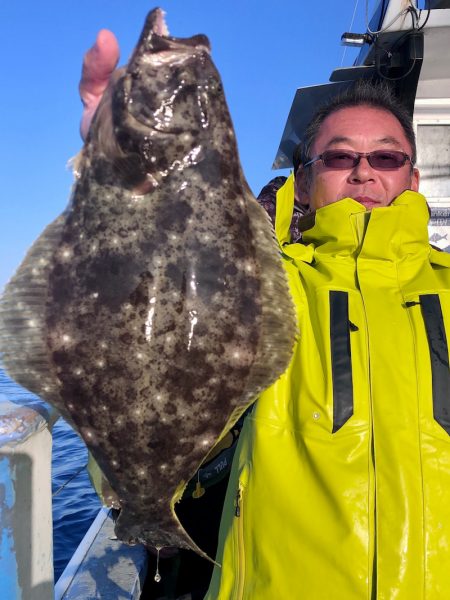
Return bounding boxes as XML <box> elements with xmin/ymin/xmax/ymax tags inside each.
<box><xmin>374</xmin><ymin>136</ymin><xmax>403</xmax><ymax>146</ymax></box>
<box><xmin>324</xmin><ymin>136</ymin><xmax>353</xmax><ymax>147</ymax></box>
<box><xmin>324</xmin><ymin>135</ymin><xmax>403</xmax><ymax>147</ymax></box>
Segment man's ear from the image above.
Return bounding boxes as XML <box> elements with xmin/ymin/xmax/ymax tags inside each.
<box><xmin>294</xmin><ymin>168</ymin><xmax>311</xmax><ymax>208</ymax></box>
<box><xmin>411</xmin><ymin>167</ymin><xmax>420</xmax><ymax>193</ymax></box>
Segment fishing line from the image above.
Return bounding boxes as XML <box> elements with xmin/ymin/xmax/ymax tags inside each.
<box><xmin>341</xmin><ymin>0</ymin><xmax>361</xmax><ymax>67</ymax></box>
<box><xmin>52</xmin><ymin>463</ymin><xmax>88</xmax><ymax>497</ymax></box>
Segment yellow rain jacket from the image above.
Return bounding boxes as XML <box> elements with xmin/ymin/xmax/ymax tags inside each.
<box><xmin>206</xmin><ymin>186</ymin><xmax>450</xmax><ymax>599</ymax></box>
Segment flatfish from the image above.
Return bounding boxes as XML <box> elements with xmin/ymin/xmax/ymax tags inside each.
<box><xmin>0</xmin><ymin>7</ymin><xmax>296</xmax><ymax>554</ymax></box>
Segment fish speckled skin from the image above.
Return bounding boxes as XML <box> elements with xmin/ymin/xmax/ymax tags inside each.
<box><xmin>0</xmin><ymin>8</ymin><xmax>296</xmax><ymax>553</ymax></box>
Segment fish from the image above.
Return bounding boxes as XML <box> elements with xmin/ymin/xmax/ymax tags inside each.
<box><xmin>0</xmin><ymin>7</ymin><xmax>296</xmax><ymax>555</ymax></box>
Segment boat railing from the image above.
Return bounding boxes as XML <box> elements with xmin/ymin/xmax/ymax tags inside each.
<box><xmin>0</xmin><ymin>398</ymin><xmax>55</xmax><ymax>599</ymax></box>
<box><xmin>0</xmin><ymin>398</ymin><xmax>148</xmax><ymax>600</ymax></box>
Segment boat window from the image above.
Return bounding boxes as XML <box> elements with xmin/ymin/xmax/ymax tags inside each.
<box><xmin>416</xmin><ymin>0</ymin><xmax>450</xmax><ymax>8</ymax></box>
<box><xmin>416</xmin><ymin>124</ymin><xmax>450</xmax><ymax>199</ymax></box>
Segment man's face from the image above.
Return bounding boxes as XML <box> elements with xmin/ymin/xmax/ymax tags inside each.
<box><xmin>297</xmin><ymin>106</ymin><xmax>420</xmax><ymax>211</ymax></box>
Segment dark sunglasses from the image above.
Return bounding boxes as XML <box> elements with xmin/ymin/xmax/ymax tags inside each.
<box><xmin>303</xmin><ymin>149</ymin><xmax>413</xmax><ymax>170</ymax></box>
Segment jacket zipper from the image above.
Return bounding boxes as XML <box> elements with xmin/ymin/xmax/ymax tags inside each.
<box><xmin>234</xmin><ymin>484</ymin><xmax>246</xmax><ymax>599</ymax></box>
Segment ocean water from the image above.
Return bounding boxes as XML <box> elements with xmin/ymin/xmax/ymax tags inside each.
<box><xmin>0</xmin><ymin>368</ymin><xmax>101</xmax><ymax>581</ymax></box>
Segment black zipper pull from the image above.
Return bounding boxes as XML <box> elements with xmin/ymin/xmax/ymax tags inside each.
<box><xmin>405</xmin><ymin>300</ymin><xmax>421</xmax><ymax>308</ymax></box>
<box><xmin>192</xmin><ymin>471</ymin><xmax>205</xmax><ymax>499</ymax></box>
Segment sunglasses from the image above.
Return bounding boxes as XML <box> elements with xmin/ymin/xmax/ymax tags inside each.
<box><xmin>303</xmin><ymin>150</ymin><xmax>413</xmax><ymax>171</ymax></box>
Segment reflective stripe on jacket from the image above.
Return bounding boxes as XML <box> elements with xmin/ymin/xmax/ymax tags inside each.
<box><xmin>206</xmin><ymin>189</ymin><xmax>450</xmax><ymax>599</ymax></box>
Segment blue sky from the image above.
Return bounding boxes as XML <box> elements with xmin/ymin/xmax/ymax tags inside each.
<box><xmin>0</xmin><ymin>1</ymin><xmax>368</xmax><ymax>290</ymax></box>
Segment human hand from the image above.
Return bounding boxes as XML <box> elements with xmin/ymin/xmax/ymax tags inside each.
<box><xmin>79</xmin><ymin>29</ymin><xmax>120</xmax><ymax>140</ymax></box>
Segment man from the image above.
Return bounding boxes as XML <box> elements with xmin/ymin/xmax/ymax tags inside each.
<box><xmin>205</xmin><ymin>84</ymin><xmax>445</xmax><ymax>600</ymax></box>
<box><xmin>80</xmin><ymin>34</ymin><xmax>450</xmax><ymax>599</ymax></box>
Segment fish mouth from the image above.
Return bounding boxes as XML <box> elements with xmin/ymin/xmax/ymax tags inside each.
<box><xmin>133</xmin><ymin>7</ymin><xmax>211</xmax><ymax>59</ymax></box>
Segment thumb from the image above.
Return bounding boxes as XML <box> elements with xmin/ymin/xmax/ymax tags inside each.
<box><xmin>79</xmin><ymin>29</ymin><xmax>120</xmax><ymax>140</ymax></box>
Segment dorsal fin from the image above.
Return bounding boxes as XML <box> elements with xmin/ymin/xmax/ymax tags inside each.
<box><xmin>0</xmin><ymin>215</ymin><xmax>66</xmax><ymax>410</ymax></box>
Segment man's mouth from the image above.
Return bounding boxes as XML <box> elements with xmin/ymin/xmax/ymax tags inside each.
<box><xmin>353</xmin><ymin>196</ymin><xmax>381</xmax><ymax>209</ymax></box>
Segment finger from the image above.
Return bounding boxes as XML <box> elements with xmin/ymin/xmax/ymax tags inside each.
<box><xmin>79</xmin><ymin>29</ymin><xmax>120</xmax><ymax>139</ymax></box>
<box><xmin>80</xmin><ymin>29</ymin><xmax>120</xmax><ymax>101</ymax></box>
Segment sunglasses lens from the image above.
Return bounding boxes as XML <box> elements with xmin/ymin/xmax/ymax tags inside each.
<box><xmin>322</xmin><ymin>151</ymin><xmax>358</xmax><ymax>169</ymax></box>
<box><xmin>321</xmin><ymin>150</ymin><xmax>408</xmax><ymax>170</ymax></box>
<box><xmin>369</xmin><ymin>151</ymin><xmax>407</xmax><ymax>169</ymax></box>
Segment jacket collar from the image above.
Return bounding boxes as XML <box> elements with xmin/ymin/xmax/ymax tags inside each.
<box><xmin>295</xmin><ymin>191</ymin><xmax>431</xmax><ymax>263</ymax></box>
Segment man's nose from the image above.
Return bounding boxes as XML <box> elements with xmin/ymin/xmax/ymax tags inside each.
<box><xmin>348</xmin><ymin>156</ymin><xmax>376</xmax><ymax>183</ymax></box>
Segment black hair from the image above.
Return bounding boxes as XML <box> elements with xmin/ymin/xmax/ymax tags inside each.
<box><xmin>293</xmin><ymin>79</ymin><xmax>416</xmax><ymax>175</ymax></box>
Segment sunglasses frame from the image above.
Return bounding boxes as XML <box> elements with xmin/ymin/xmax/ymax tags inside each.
<box><xmin>303</xmin><ymin>149</ymin><xmax>413</xmax><ymax>171</ymax></box>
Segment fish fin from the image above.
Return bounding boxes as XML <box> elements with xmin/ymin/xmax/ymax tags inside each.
<box><xmin>241</xmin><ymin>191</ymin><xmax>297</xmax><ymax>402</ymax></box>
<box><xmin>0</xmin><ymin>215</ymin><xmax>65</xmax><ymax>408</ymax></box>
<box><xmin>87</xmin><ymin>451</ymin><xmax>121</xmax><ymax>509</ymax></box>
<box><xmin>66</xmin><ymin>151</ymin><xmax>84</xmax><ymax>180</ymax></box>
